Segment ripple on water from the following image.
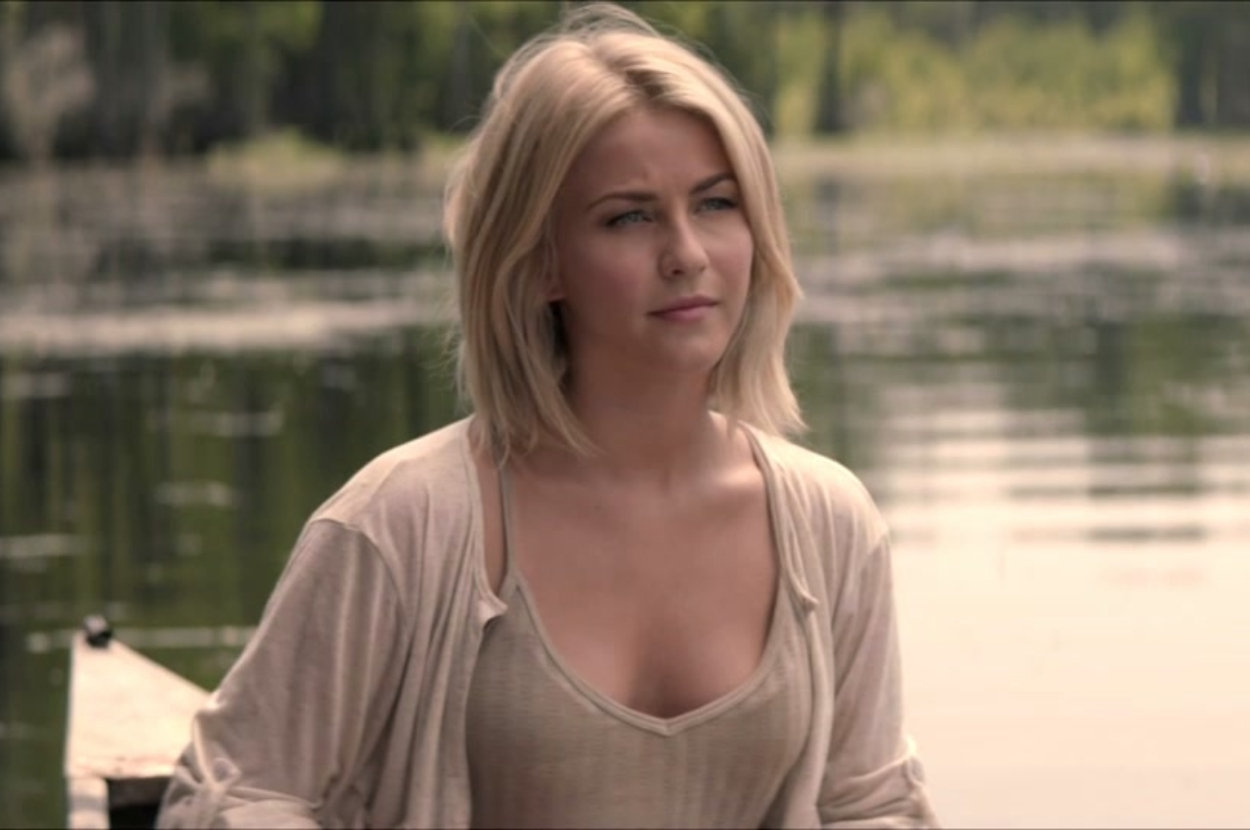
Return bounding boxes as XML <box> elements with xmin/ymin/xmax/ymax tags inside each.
<box><xmin>0</xmin><ymin>535</ymin><xmax>86</xmax><ymax>562</ymax></box>
<box><xmin>0</xmin><ymin>371</ymin><xmax>71</xmax><ymax>400</ymax></box>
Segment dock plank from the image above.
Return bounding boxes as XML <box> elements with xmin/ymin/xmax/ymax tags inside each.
<box><xmin>64</xmin><ymin>632</ymin><xmax>209</xmax><ymax>825</ymax></box>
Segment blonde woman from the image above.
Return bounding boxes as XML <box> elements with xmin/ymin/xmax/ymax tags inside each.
<box><xmin>159</xmin><ymin>4</ymin><xmax>937</xmax><ymax>828</ymax></box>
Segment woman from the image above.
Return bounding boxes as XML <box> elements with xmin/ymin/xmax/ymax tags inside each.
<box><xmin>158</xmin><ymin>3</ymin><xmax>937</xmax><ymax>828</ymax></box>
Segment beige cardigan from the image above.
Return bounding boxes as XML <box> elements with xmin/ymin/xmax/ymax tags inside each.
<box><xmin>157</xmin><ymin>418</ymin><xmax>938</xmax><ymax>829</ymax></box>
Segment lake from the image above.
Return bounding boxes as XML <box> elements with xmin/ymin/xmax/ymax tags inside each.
<box><xmin>1</xmin><ymin>137</ymin><xmax>1248</xmax><ymax>827</ymax></box>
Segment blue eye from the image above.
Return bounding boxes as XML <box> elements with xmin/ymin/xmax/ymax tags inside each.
<box><xmin>607</xmin><ymin>210</ymin><xmax>647</xmax><ymax>228</ymax></box>
<box><xmin>701</xmin><ymin>196</ymin><xmax>737</xmax><ymax>212</ymax></box>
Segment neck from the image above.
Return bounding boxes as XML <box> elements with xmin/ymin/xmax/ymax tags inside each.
<box><xmin>528</xmin><ymin>365</ymin><xmax>726</xmax><ymax>490</ymax></box>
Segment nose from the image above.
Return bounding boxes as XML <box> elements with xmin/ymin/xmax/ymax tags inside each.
<box><xmin>659</xmin><ymin>216</ymin><xmax>709</xmax><ymax>279</ymax></box>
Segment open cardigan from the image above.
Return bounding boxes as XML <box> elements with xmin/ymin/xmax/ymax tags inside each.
<box><xmin>157</xmin><ymin>417</ymin><xmax>938</xmax><ymax>829</ymax></box>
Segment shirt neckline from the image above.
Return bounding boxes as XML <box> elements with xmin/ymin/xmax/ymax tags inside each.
<box><xmin>489</xmin><ymin>422</ymin><xmax>796</xmax><ymax>737</ymax></box>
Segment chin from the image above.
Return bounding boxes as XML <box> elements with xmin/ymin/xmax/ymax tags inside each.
<box><xmin>652</xmin><ymin>343</ymin><xmax>731</xmax><ymax>377</ymax></box>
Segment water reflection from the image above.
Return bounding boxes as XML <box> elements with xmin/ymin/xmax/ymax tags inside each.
<box><xmin>1</xmin><ymin>157</ymin><xmax>1248</xmax><ymax>827</ymax></box>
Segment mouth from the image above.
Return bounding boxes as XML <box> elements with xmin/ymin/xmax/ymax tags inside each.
<box><xmin>651</xmin><ymin>296</ymin><xmax>716</xmax><ymax>315</ymax></box>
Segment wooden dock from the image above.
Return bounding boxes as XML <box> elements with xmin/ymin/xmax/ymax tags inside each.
<box><xmin>64</xmin><ymin>622</ymin><xmax>209</xmax><ymax>829</ymax></box>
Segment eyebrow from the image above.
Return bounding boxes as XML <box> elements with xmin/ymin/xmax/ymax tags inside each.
<box><xmin>586</xmin><ymin>171</ymin><xmax>736</xmax><ymax>211</ymax></box>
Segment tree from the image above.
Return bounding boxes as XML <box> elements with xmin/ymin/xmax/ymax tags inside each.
<box><xmin>815</xmin><ymin>1</ymin><xmax>847</xmax><ymax>134</ymax></box>
<box><xmin>0</xmin><ymin>12</ymin><xmax>94</xmax><ymax>166</ymax></box>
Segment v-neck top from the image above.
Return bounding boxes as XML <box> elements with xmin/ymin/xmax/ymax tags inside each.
<box><xmin>464</xmin><ymin>465</ymin><xmax>812</xmax><ymax>828</ymax></box>
<box><xmin>158</xmin><ymin>417</ymin><xmax>938</xmax><ymax>829</ymax></box>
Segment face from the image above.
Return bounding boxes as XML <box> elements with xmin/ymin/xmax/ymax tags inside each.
<box><xmin>549</xmin><ymin>106</ymin><xmax>754</xmax><ymax>386</ymax></box>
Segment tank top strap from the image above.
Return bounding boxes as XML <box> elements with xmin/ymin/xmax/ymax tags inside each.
<box><xmin>496</xmin><ymin>463</ymin><xmax>520</xmax><ymax>598</ymax></box>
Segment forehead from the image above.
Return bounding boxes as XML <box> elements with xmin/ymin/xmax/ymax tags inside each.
<box><xmin>560</xmin><ymin>107</ymin><xmax>734</xmax><ymax>199</ymax></box>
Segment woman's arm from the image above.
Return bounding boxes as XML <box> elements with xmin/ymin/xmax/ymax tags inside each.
<box><xmin>819</xmin><ymin>534</ymin><xmax>938</xmax><ymax>829</ymax></box>
<box><xmin>158</xmin><ymin>519</ymin><xmax>411</xmax><ymax>829</ymax></box>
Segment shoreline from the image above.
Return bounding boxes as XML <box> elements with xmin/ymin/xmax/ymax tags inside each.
<box><xmin>4</xmin><ymin>130</ymin><xmax>1250</xmax><ymax>189</ymax></box>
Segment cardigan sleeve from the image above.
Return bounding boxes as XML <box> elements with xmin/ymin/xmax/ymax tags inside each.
<box><xmin>157</xmin><ymin>519</ymin><xmax>411</xmax><ymax>829</ymax></box>
<box><xmin>818</xmin><ymin>531</ymin><xmax>939</xmax><ymax>829</ymax></box>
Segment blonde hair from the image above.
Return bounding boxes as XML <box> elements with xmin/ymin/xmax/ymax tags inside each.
<box><xmin>444</xmin><ymin>1</ymin><xmax>803</xmax><ymax>460</ymax></box>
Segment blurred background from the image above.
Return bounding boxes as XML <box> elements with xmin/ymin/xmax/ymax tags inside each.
<box><xmin>1</xmin><ymin>0</ymin><xmax>1249</xmax><ymax>827</ymax></box>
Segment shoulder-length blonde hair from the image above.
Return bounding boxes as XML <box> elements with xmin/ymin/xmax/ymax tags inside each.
<box><xmin>444</xmin><ymin>1</ymin><xmax>804</xmax><ymax>460</ymax></box>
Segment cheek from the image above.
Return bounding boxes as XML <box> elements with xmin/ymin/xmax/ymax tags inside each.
<box><xmin>555</xmin><ymin>239</ymin><xmax>642</xmax><ymax>307</ymax></box>
<box><xmin>714</xmin><ymin>225</ymin><xmax>755</xmax><ymax>285</ymax></box>
<box><xmin>737</xmin><ymin>236</ymin><xmax>756</xmax><ymax>274</ymax></box>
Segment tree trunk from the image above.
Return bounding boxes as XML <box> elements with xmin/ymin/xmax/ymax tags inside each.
<box><xmin>815</xmin><ymin>0</ymin><xmax>845</xmax><ymax>134</ymax></box>
<box><xmin>137</xmin><ymin>0</ymin><xmax>165</xmax><ymax>159</ymax></box>
<box><xmin>1172</xmin><ymin>32</ymin><xmax>1205</xmax><ymax>127</ymax></box>
<box><xmin>1218</xmin><ymin>17</ymin><xmax>1250</xmax><ymax>126</ymax></box>
<box><xmin>240</xmin><ymin>1</ymin><xmax>266</xmax><ymax>137</ymax></box>
<box><xmin>444</xmin><ymin>0</ymin><xmax>472</xmax><ymax>131</ymax></box>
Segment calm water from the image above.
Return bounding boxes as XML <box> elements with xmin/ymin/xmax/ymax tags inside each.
<box><xmin>1</xmin><ymin>149</ymin><xmax>1248</xmax><ymax>828</ymax></box>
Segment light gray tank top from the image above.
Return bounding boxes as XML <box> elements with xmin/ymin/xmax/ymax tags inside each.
<box><xmin>465</xmin><ymin>469</ymin><xmax>812</xmax><ymax>829</ymax></box>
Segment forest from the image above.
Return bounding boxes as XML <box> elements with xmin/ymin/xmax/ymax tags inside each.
<box><xmin>1</xmin><ymin>0</ymin><xmax>1248</xmax><ymax>164</ymax></box>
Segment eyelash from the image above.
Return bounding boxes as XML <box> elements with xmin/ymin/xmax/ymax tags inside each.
<box><xmin>606</xmin><ymin>196</ymin><xmax>738</xmax><ymax>228</ymax></box>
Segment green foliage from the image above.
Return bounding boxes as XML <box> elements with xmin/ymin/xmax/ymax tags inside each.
<box><xmin>170</xmin><ymin>0</ymin><xmax>322</xmax><ymax>132</ymax></box>
<box><xmin>841</xmin><ymin>9</ymin><xmax>968</xmax><ymax>132</ymax></box>
<box><xmin>188</xmin><ymin>0</ymin><xmax>321</xmax><ymax>54</ymax></box>
<box><xmin>773</xmin><ymin>7</ymin><xmax>830</xmax><ymax>138</ymax></box>
<box><xmin>302</xmin><ymin>1</ymin><xmax>448</xmax><ymax>150</ymax></box>
<box><xmin>968</xmin><ymin>10</ymin><xmax>1174</xmax><ymax>130</ymax></box>
<box><xmin>840</xmin><ymin>5</ymin><xmax>1176</xmax><ymax>133</ymax></box>
<box><xmin>0</xmin><ymin>0</ymin><xmax>1244</xmax><ymax>162</ymax></box>
<box><xmin>206</xmin><ymin>127</ymin><xmax>343</xmax><ymax>190</ymax></box>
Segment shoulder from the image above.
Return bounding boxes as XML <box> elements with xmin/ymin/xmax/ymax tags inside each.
<box><xmin>306</xmin><ymin>417</ymin><xmax>480</xmax><ymax>567</ymax></box>
<box><xmin>747</xmin><ymin>427</ymin><xmax>889</xmax><ymax>549</ymax></box>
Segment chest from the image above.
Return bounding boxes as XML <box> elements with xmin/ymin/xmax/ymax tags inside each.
<box><xmin>507</xmin><ymin>480</ymin><xmax>779</xmax><ymax>719</ymax></box>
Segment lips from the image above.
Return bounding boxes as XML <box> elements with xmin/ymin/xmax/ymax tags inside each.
<box><xmin>652</xmin><ymin>296</ymin><xmax>716</xmax><ymax>315</ymax></box>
